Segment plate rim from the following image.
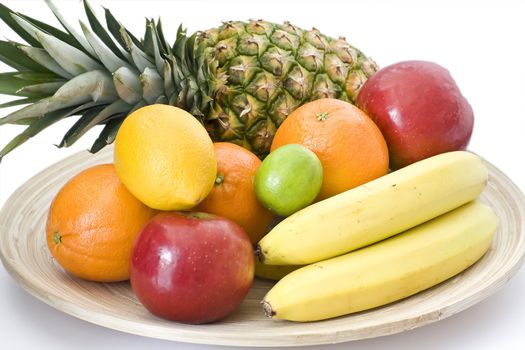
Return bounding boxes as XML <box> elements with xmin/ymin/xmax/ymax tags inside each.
<box><xmin>1</xmin><ymin>148</ymin><xmax>525</xmax><ymax>347</ymax></box>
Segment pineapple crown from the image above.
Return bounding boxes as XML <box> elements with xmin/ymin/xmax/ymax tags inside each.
<box><xmin>0</xmin><ymin>0</ymin><xmax>212</xmax><ymax>159</ymax></box>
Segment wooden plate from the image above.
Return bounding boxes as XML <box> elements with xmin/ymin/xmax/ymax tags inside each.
<box><xmin>1</xmin><ymin>147</ymin><xmax>524</xmax><ymax>347</ymax></box>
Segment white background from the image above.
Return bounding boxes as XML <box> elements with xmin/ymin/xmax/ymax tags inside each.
<box><xmin>1</xmin><ymin>0</ymin><xmax>525</xmax><ymax>349</ymax></box>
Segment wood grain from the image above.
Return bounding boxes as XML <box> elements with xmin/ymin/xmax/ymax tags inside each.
<box><xmin>1</xmin><ymin>147</ymin><xmax>524</xmax><ymax>347</ymax></box>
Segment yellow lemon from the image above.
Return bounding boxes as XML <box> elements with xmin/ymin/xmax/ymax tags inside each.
<box><xmin>114</xmin><ymin>104</ymin><xmax>216</xmax><ymax>211</ymax></box>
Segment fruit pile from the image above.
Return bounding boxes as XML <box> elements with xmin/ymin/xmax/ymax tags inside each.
<box><xmin>44</xmin><ymin>60</ymin><xmax>497</xmax><ymax>324</ymax></box>
<box><xmin>0</xmin><ymin>1</ymin><xmax>497</xmax><ymax>325</ymax></box>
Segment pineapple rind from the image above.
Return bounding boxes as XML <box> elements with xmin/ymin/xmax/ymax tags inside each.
<box><xmin>198</xmin><ymin>20</ymin><xmax>378</xmax><ymax>156</ymax></box>
<box><xmin>0</xmin><ymin>1</ymin><xmax>378</xmax><ymax>160</ymax></box>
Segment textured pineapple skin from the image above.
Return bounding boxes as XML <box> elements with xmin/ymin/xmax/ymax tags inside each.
<box><xmin>0</xmin><ymin>2</ymin><xmax>378</xmax><ymax>160</ymax></box>
<box><xmin>194</xmin><ymin>20</ymin><xmax>378</xmax><ymax>157</ymax></box>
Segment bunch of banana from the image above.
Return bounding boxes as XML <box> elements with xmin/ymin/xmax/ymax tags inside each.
<box><xmin>257</xmin><ymin>151</ymin><xmax>499</xmax><ymax>322</ymax></box>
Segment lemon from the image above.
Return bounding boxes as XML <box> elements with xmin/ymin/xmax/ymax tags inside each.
<box><xmin>114</xmin><ymin>104</ymin><xmax>217</xmax><ymax>210</ymax></box>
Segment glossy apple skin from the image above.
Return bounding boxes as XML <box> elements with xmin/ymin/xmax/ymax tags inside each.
<box><xmin>130</xmin><ymin>212</ymin><xmax>254</xmax><ymax>324</ymax></box>
<box><xmin>357</xmin><ymin>60</ymin><xmax>474</xmax><ymax>169</ymax></box>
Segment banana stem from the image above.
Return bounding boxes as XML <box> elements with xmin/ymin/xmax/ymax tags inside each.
<box><xmin>255</xmin><ymin>244</ymin><xmax>265</xmax><ymax>263</ymax></box>
<box><xmin>261</xmin><ymin>300</ymin><xmax>276</xmax><ymax>318</ymax></box>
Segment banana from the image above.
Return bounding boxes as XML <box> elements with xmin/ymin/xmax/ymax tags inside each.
<box><xmin>257</xmin><ymin>151</ymin><xmax>488</xmax><ymax>265</ymax></box>
<box><xmin>255</xmin><ymin>259</ymin><xmax>302</xmax><ymax>281</ymax></box>
<box><xmin>262</xmin><ymin>201</ymin><xmax>498</xmax><ymax>322</ymax></box>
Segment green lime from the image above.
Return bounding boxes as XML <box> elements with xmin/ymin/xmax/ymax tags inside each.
<box><xmin>254</xmin><ymin>144</ymin><xmax>323</xmax><ymax>216</ymax></box>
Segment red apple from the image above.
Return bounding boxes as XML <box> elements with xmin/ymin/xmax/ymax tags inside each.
<box><xmin>130</xmin><ymin>212</ymin><xmax>254</xmax><ymax>324</ymax></box>
<box><xmin>357</xmin><ymin>60</ymin><xmax>474</xmax><ymax>169</ymax></box>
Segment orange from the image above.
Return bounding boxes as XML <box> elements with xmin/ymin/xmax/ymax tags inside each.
<box><xmin>271</xmin><ymin>98</ymin><xmax>389</xmax><ymax>200</ymax></box>
<box><xmin>195</xmin><ymin>142</ymin><xmax>274</xmax><ymax>244</ymax></box>
<box><xmin>46</xmin><ymin>164</ymin><xmax>157</xmax><ymax>282</ymax></box>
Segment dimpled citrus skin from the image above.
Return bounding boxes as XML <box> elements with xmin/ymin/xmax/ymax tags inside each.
<box><xmin>114</xmin><ymin>105</ymin><xmax>217</xmax><ymax>211</ymax></box>
<box><xmin>194</xmin><ymin>142</ymin><xmax>274</xmax><ymax>244</ymax></box>
<box><xmin>45</xmin><ymin>164</ymin><xmax>157</xmax><ymax>282</ymax></box>
<box><xmin>254</xmin><ymin>144</ymin><xmax>323</xmax><ymax>216</ymax></box>
<box><xmin>271</xmin><ymin>99</ymin><xmax>389</xmax><ymax>200</ymax></box>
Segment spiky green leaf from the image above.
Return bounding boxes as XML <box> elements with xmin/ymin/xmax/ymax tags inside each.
<box><xmin>0</xmin><ymin>40</ymin><xmax>50</xmax><ymax>72</ymax></box>
<box><xmin>12</xmin><ymin>14</ymin><xmax>104</xmax><ymax>75</ymax></box>
<box><xmin>147</xmin><ymin>22</ymin><xmax>165</xmax><ymax>75</ymax></box>
<box><xmin>0</xmin><ymin>97</ymin><xmax>43</xmax><ymax>109</ymax></box>
<box><xmin>165</xmin><ymin>55</ymin><xmax>183</xmax><ymax>97</ymax></box>
<box><xmin>83</xmin><ymin>0</ymin><xmax>129</xmax><ymax>61</ymax></box>
<box><xmin>0</xmin><ymin>72</ymin><xmax>50</xmax><ymax>97</ymax></box>
<box><xmin>0</xmin><ymin>106</ymin><xmax>78</xmax><ymax>159</ymax></box>
<box><xmin>35</xmin><ymin>31</ymin><xmax>104</xmax><ymax>75</ymax></box>
<box><xmin>140</xmin><ymin>67</ymin><xmax>164</xmax><ymax>104</ymax></box>
<box><xmin>16</xmin><ymin>13</ymin><xmax>85</xmax><ymax>54</ymax></box>
<box><xmin>143</xmin><ymin>19</ymin><xmax>155</xmax><ymax>57</ymax></box>
<box><xmin>8</xmin><ymin>117</ymin><xmax>41</xmax><ymax>125</ymax></box>
<box><xmin>16</xmin><ymin>81</ymin><xmax>65</xmax><ymax>96</ymax></box>
<box><xmin>120</xmin><ymin>29</ymin><xmax>155</xmax><ymax>71</ymax></box>
<box><xmin>185</xmin><ymin>78</ymin><xmax>199</xmax><ymax>109</ymax></box>
<box><xmin>17</xmin><ymin>46</ymin><xmax>73</xmax><ymax>78</ymax></box>
<box><xmin>59</xmin><ymin>99</ymin><xmax>130</xmax><ymax>147</ymax></box>
<box><xmin>80</xmin><ymin>21</ymin><xmax>132</xmax><ymax>73</ymax></box>
<box><xmin>163</xmin><ymin>60</ymin><xmax>175</xmax><ymax>97</ymax></box>
<box><xmin>43</xmin><ymin>0</ymin><xmax>97</xmax><ymax>58</ymax></box>
<box><xmin>173</xmin><ymin>26</ymin><xmax>190</xmax><ymax>76</ymax></box>
<box><xmin>48</xmin><ymin>70</ymin><xmax>117</xmax><ymax>109</ymax></box>
<box><xmin>104</xmin><ymin>7</ymin><xmax>144</xmax><ymax>52</ymax></box>
<box><xmin>113</xmin><ymin>66</ymin><xmax>142</xmax><ymax>104</ymax></box>
<box><xmin>12</xmin><ymin>72</ymin><xmax>63</xmax><ymax>83</ymax></box>
<box><xmin>155</xmin><ymin>18</ymin><xmax>170</xmax><ymax>55</ymax></box>
<box><xmin>0</xmin><ymin>3</ymin><xmax>41</xmax><ymax>47</ymax></box>
<box><xmin>0</xmin><ymin>98</ymin><xmax>50</xmax><ymax>125</ymax></box>
<box><xmin>89</xmin><ymin>116</ymin><xmax>124</xmax><ymax>153</ymax></box>
<box><xmin>0</xmin><ymin>70</ymin><xmax>117</xmax><ymax>125</ymax></box>
<box><xmin>168</xmin><ymin>92</ymin><xmax>178</xmax><ymax>106</ymax></box>
<box><xmin>186</xmin><ymin>32</ymin><xmax>198</xmax><ymax>72</ymax></box>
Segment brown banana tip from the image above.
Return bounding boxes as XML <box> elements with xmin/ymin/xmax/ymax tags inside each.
<box><xmin>261</xmin><ymin>300</ymin><xmax>276</xmax><ymax>318</ymax></box>
<box><xmin>255</xmin><ymin>244</ymin><xmax>265</xmax><ymax>263</ymax></box>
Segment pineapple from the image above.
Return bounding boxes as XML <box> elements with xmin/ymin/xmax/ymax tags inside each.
<box><xmin>0</xmin><ymin>0</ymin><xmax>378</xmax><ymax>159</ymax></box>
